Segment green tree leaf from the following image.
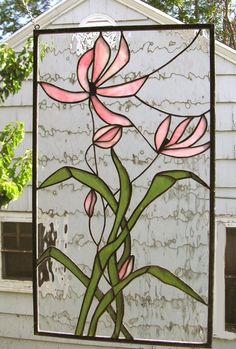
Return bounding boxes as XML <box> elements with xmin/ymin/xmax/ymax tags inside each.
<box><xmin>0</xmin><ymin>39</ymin><xmax>34</xmax><ymax>103</ymax></box>
<box><xmin>0</xmin><ymin>121</ymin><xmax>32</xmax><ymax>208</ymax></box>
<box><xmin>0</xmin><ymin>0</ymin><xmax>52</xmax><ymax>40</ymax></box>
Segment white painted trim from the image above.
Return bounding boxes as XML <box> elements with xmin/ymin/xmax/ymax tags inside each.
<box><xmin>0</xmin><ymin>212</ymin><xmax>32</xmax><ymax>294</ymax></box>
<box><xmin>0</xmin><ymin>211</ymin><xmax>32</xmax><ymax>221</ymax></box>
<box><xmin>4</xmin><ymin>0</ymin><xmax>236</xmax><ymax>65</ymax></box>
<box><xmin>80</xmin><ymin>14</ymin><xmax>117</xmax><ymax>27</ymax></box>
<box><xmin>215</xmin><ymin>40</ymin><xmax>236</xmax><ymax>65</ymax></box>
<box><xmin>0</xmin><ymin>279</ymin><xmax>32</xmax><ymax>293</ymax></box>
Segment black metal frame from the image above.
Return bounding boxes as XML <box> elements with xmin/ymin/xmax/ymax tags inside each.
<box><xmin>33</xmin><ymin>24</ymin><xmax>215</xmax><ymax>347</ymax></box>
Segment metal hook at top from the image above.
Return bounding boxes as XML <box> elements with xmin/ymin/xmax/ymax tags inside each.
<box><xmin>34</xmin><ymin>24</ymin><xmax>41</xmax><ymax>31</ymax></box>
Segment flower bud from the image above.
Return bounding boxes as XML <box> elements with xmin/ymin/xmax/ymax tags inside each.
<box><xmin>84</xmin><ymin>190</ymin><xmax>97</xmax><ymax>217</ymax></box>
<box><xmin>118</xmin><ymin>255</ymin><xmax>134</xmax><ymax>280</ymax></box>
<box><xmin>93</xmin><ymin>125</ymin><xmax>122</xmax><ymax>148</ymax></box>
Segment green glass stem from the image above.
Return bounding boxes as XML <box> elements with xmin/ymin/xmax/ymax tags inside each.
<box><xmin>108</xmin><ymin>254</ymin><xmax>124</xmax><ymax>339</ymax></box>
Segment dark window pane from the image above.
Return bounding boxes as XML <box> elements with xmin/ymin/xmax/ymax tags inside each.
<box><xmin>2</xmin><ymin>236</ymin><xmax>17</xmax><ymax>249</ymax></box>
<box><xmin>20</xmin><ymin>223</ymin><xmax>32</xmax><ymax>236</ymax></box>
<box><xmin>225</xmin><ymin>278</ymin><xmax>236</xmax><ymax>324</ymax></box>
<box><xmin>2</xmin><ymin>252</ymin><xmax>32</xmax><ymax>280</ymax></box>
<box><xmin>2</xmin><ymin>222</ymin><xmax>17</xmax><ymax>235</ymax></box>
<box><xmin>225</xmin><ymin>228</ymin><xmax>236</xmax><ymax>275</ymax></box>
<box><xmin>225</xmin><ymin>228</ymin><xmax>236</xmax><ymax>331</ymax></box>
<box><xmin>1</xmin><ymin>221</ymin><xmax>32</xmax><ymax>280</ymax></box>
<box><xmin>20</xmin><ymin>237</ymin><xmax>32</xmax><ymax>250</ymax></box>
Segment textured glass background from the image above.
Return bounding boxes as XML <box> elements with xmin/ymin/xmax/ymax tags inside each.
<box><xmin>35</xmin><ymin>27</ymin><xmax>212</xmax><ymax>344</ymax></box>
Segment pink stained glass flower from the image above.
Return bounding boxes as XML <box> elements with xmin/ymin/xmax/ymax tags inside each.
<box><xmin>154</xmin><ymin>115</ymin><xmax>210</xmax><ymax>158</ymax></box>
<box><xmin>93</xmin><ymin>125</ymin><xmax>122</xmax><ymax>149</ymax></box>
<box><xmin>84</xmin><ymin>190</ymin><xmax>97</xmax><ymax>218</ymax></box>
<box><xmin>118</xmin><ymin>256</ymin><xmax>134</xmax><ymax>280</ymax></box>
<box><xmin>39</xmin><ymin>33</ymin><xmax>148</xmax><ymax>127</ymax></box>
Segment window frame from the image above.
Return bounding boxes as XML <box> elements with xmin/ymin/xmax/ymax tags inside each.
<box><xmin>214</xmin><ymin>218</ymin><xmax>236</xmax><ymax>340</ymax></box>
<box><xmin>0</xmin><ymin>211</ymin><xmax>32</xmax><ymax>293</ymax></box>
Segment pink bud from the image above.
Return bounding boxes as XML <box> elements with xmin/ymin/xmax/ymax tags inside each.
<box><xmin>93</xmin><ymin>125</ymin><xmax>122</xmax><ymax>148</ymax></box>
<box><xmin>84</xmin><ymin>190</ymin><xmax>97</xmax><ymax>217</ymax></box>
<box><xmin>118</xmin><ymin>255</ymin><xmax>134</xmax><ymax>280</ymax></box>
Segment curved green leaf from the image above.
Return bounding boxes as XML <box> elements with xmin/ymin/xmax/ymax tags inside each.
<box><xmin>88</xmin><ymin>264</ymin><xmax>207</xmax><ymax>336</ymax></box>
<box><xmin>39</xmin><ymin>166</ymin><xmax>117</xmax><ymax>211</ymax></box>
<box><xmin>162</xmin><ymin>170</ymin><xmax>209</xmax><ymax>189</ymax></box>
<box><xmin>109</xmin><ymin>149</ymin><xmax>132</xmax><ymax>242</ymax></box>
<box><xmin>39</xmin><ymin>167</ymin><xmax>71</xmax><ymax>188</ymax></box>
<box><xmin>129</xmin><ymin>170</ymin><xmax>209</xmax><ymax>230</ymax></box>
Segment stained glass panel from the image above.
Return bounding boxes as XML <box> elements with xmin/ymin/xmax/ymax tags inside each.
<box><xmin>33</xmin><ymin>25</ymin><xmax>214</xmax><ymax>346</ymax></box>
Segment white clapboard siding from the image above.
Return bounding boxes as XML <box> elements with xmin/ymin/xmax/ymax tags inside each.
<box><xmin>216</xmin><ymin>160</ymin><xmax>236</xmax><ymax>187</ymax></box>
<box><xmin>216</xmin><ymin>103</ymin><xmax>236</xmax><ymax>131</ymax></box>
<box><xmin>216</xmin><ymin>132</ymin><xmax>236</xmax><ymax>159</ymax></box>
<box><xmin>215</xmin><ymin>53</ymin><xmax>236</xmax><ymax>216</ymax></box>
<box><xmin>216</xmin><ymin>55</ymin><xmax>236</xmax><ymax>74</ymax></box>
<box><xmin>0</xmin><ymin>106</ymin><xmax>33</xmax><ymax>132</ymax></box>
<box><xmin>216</xmin><ymin>188</ymin><xmax>236</xmax><ymax>215</ymax></box>
<box><xmin>52</xmin><ymin>0</ymin><xmax>149</xmax><ymax>25</ymax></box>
<box><xmin>216</xmin><ymin>75</ymin><xmax>236</xmax><ymax>102</ymax></box>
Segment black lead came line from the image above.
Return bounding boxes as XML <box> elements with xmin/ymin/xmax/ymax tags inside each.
<box><xmin>146</xmin><ymin>29</ymin><xmax>202</xmax><ymax>77</ymax></box>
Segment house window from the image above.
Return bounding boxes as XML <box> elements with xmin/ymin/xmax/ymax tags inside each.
<box><xmin>225</xmin><ymin>227</ymin><xmax>236</xmax><ymax>332</ymax></box>
<box><xmin>1</xmin><ymin>221</ymin><xmax>32</xmax><ymax>280</ymax></box>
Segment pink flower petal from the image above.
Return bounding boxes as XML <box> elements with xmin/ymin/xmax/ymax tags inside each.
<box><xmin>92</xmin><ymin>35</ymin><xmax>110</xmax><ymax>83</ymax></box>
<box><xmin>93</xmin><ymin>125</ymin><xmax>122</xmax><ymax>148</ymax></box>
<box><xmin>118</xmin><ymin>256</ymin><xmax>134</xmax><ymax>280</ymax></box>
<box><xmin>91</xmin><ymin>96</ymin><xmax>132</xmax><ymax>126</ymax></box>
<box><xmin>84</xmin><ymin>190</ymin><xmax>97</xmax><ymax>217</ymax></box>
<box><xmin>97</xmin><ymin>76</ymin><xmax>147</xmax><ymax>97</ymax></box>
<box><xmin>40</xmin><ymin>82</ymin><xmax>89</xmax><ymax>103</ymax></box>
<box><xmin>170</xmin><ymin>115</ymin><xmax>207</xmax><ymax>149</ymax></box>
<box><xmin>167</xmin><ymin>117</ymin><xmax>192</xmax><ymax>146</ymax></box>
<box><xmin>77</xmin><ymin>49</ymin><xmax>94</xmax><ymax>92</ymax></box>
<box><xmin>154</xmin><ymin>115</ymin><xmax>171</xmax><ymax>151</ymax></box>
<box><xmin>97</xmin><ymin>34</ymin><xmax>129</xmax><ymax>87</ymax></box>
<box><xmin>162</xmin><ymin>143</ymin><xmax>210</xmax><ymax>157</ymax></box>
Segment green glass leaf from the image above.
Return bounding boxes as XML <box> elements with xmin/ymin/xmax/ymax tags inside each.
<box><xmin>106</xmin><ymin>149</ymin><xmax>132</xmax><ymax>338</ymax></box>
<box><xmin>147</xmin><ymin>265</ymin><xmax>206</xmax><ymax>304</ymax></box>
<box><xmin>37</xmin><ymin>246</ymin><xmax>133</xmax><ymax>340</ymax></box>
<box><xmin>108</xmin><ymin>149</ymin><xmax>132</xmax><ymax>242</ymax></box>
<box><xmin>129</xmin><ymin>170</ymin><xmax>209</xmax><ymax>230</ymax></box>
<box><xmin>74</xmin><ymin>151</ymin><xmax>132</xmax><ymax>337</ymax></box>
<box><xmin>39</xmin><ymin>167</ymin><xmax>71</xmax><ymax>188</ymax></box>
<box><xmin>161</xmin><ymin>170</ymin><xmax>209</xmax><ymax>189</ymax></box>
<box><xmin>88</xmin><ymin>264</ymin><xmax>206</xmax><ymax>336</ymax></box>
<box><xmin>39</xmin><ymin>166</ymin><xmax>117</xmax><ymax>211</ymax></box>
